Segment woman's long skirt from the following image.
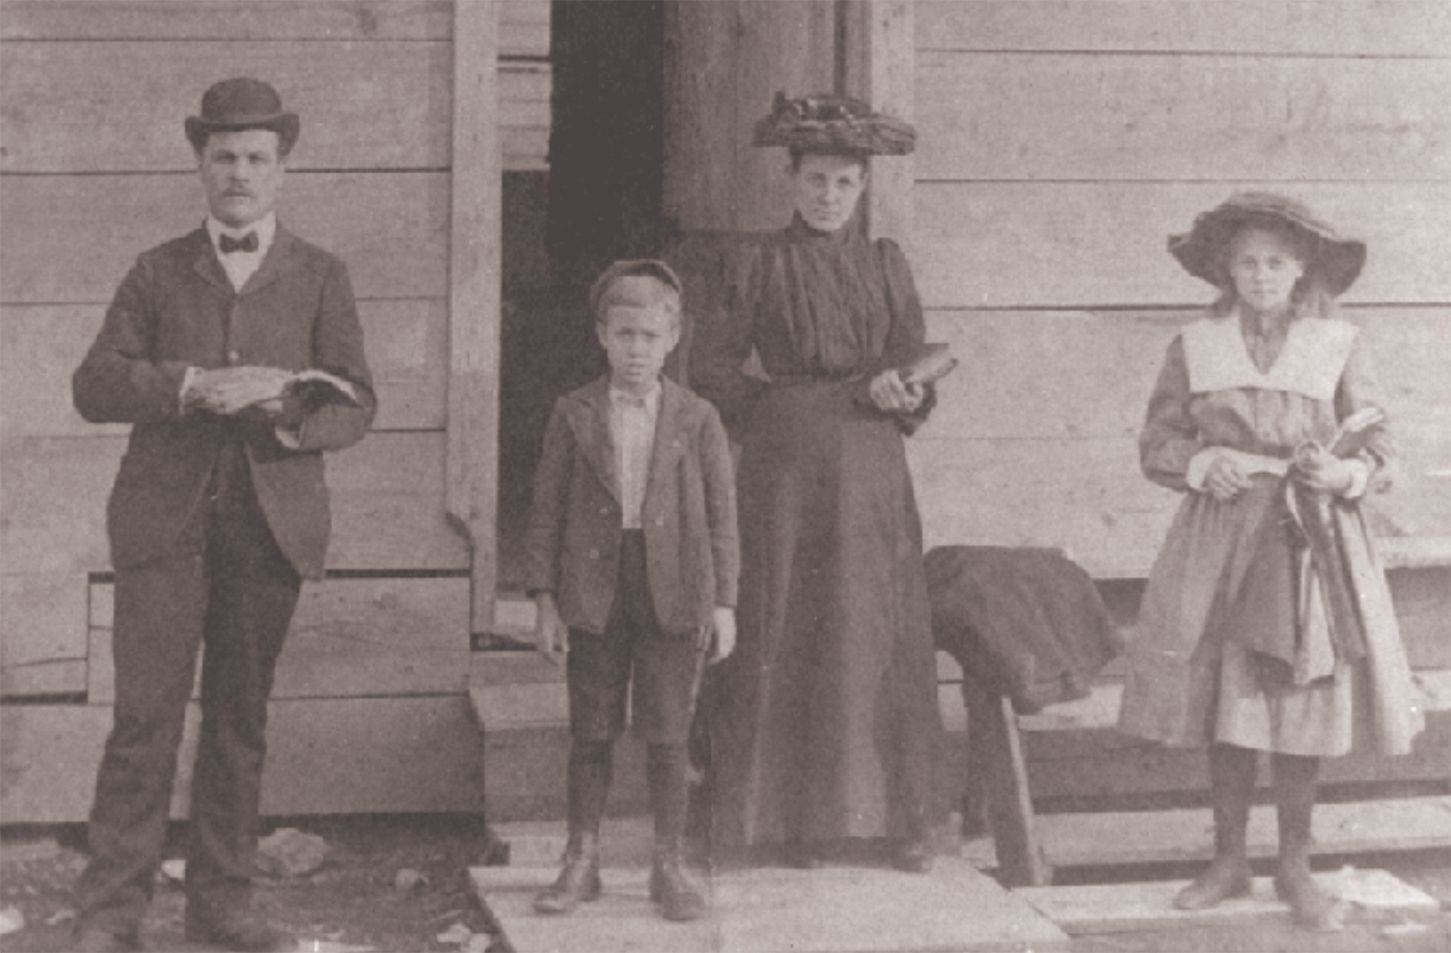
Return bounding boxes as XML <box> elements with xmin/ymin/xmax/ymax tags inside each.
<box><xmin>707</xmin><ymin>380</ymin><xmax>940</xmax><ymax>848</ymax></box>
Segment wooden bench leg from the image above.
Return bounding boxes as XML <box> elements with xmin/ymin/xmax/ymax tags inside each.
<box><xmin>961</xmin><ymin>677</ymin><xmax>1051</xmax><ymax>887</ymax></box>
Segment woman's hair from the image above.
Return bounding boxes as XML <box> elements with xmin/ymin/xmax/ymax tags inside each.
<box><xmin>788</xmin><ymin>147</ymin><xmax>869</xmax><ymax>175</ymax></box>
<box><xmin>1208</xmin><ymin>217</ymin><xmax>1338</xmax><ymax>321</ymax></box>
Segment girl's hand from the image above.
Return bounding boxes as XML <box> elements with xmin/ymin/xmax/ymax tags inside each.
<box><xmin>1204</xmin><ymin>455</ymin><xmax>1252</xmax><ymax>502</ymax></box>
<box><xmin>1293</xmin><ymin>450</ymin><xmax>1355</xmax><ymax>495</ymax></box>
<box><xmin>868</xmin><ymin>369</ymin><xmax>924</xmax><ymax>413</ymax></box>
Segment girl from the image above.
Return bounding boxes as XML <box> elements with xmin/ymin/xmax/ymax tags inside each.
<box><xmin>1117</xmin><ymin>193</ymin><xmax>1423</xmax><ymax>931</ymax></box>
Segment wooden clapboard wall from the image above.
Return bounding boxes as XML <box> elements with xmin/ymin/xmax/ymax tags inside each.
<box><xmin>0</xmin><ymin>0</ymin><xmax>533</xmax><ymax>819</ymax></box>
<box><xmin>905</xmin><ymin>0</ymin><xmax>1451</xmax><ymax>579</ymax></box>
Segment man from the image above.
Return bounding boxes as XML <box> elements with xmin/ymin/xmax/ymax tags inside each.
<box><xmin>69</xmin><ymin>78</ymin><xmax>375</xmax><ymax>953</ymax></box>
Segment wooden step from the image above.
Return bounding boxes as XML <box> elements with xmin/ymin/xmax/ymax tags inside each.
<box><xmin>961</xmin><ymin>795</ymin><xmax>1451</xmax><ymax>870</ymax></box>
<box><xmin>1015</xmin><ymin>869</ymin><xmax>1438</xmax><ymax>935</ymax></box>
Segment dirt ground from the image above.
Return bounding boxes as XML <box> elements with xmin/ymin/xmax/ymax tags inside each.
<box><xmin>1</xmin><ymin>816</ymin><xmax>1447</xmax><ymax>953</ymax></box>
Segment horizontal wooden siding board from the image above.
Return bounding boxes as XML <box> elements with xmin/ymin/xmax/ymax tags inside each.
<box><xmin>0</xmin><ymin>432</ymin><xmax>468</xmax><ymax>574</ymax></box>
<box><xmin>911</xmin><ymin>182</ymin><xmax>1451</xmax><ymax>308</ymax></box>
<box><xmin>0</xmin><ymin>172</ymin><xmax>449</xmax><ymax>304</ymax></box>
<box><xmin>915</xmin><ymin>52</ymin><xmax>1451</xmax><ymax>182</ymax></box>
<box><xmin>914</xmin><ymin>1</ymin><xmax>1451</xmax><ymax>56</ymax></box>
<box><xmin>0</xmin><ymin>43</ymin><xmax>549</xmax><ymax>173</ymax></box>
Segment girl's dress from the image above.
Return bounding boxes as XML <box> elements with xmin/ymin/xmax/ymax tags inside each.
<box><xmin>691</xmin><ymin>214</ymin><xmax>940</xmax><ymax>847</ymax></box>
<box><xmin>1117</xmin><ymin>309</ymin><xmax>1424</xmax><ymax>757</ymax></box>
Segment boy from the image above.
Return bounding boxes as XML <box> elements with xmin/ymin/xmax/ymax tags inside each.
<box><xmin>523</xmin><ymin>260</ymin><xmax>739</xmax><ymax>922</ymax></box>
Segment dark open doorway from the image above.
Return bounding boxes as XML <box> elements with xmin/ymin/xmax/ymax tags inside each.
<box><xmin>495</xmin><ymin>0</ymin><xmax>669</xmax><ymax>593</ymax></box>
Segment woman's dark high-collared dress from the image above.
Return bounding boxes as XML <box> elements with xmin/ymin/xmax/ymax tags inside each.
<box><xmin>692</xmin><ymin>214</ymin><xmax>940</xmax><ymax>848</ymax></box>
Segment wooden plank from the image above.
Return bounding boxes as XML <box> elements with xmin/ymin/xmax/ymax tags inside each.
<box><xmin>0</xmin><ymin>660</ymin><xmax>87</xmax><ymax>698</ymax></box>
<box><xmin>0</xmin><ymin>432</ymin><xmax>468</xmax><ymax>574</ymax></box>
<box><xmin>447</xmin><ymin>0</ymin><xmax>503</xmax><ymax>636</ymax></box>
<box><xmin>1</xmin><ymin>172</ymin><xmax>448</xmax><ymax>304</ymax></box>
<box><xmin>0</xmin><ymin>694</ymin><xmax>481</xmax><ymax>823</ymax></box>
<box><xmin>998</xmin><ymin>797</ymin><xmax>1451</xmax><ymax>873</ymax></box>
<box><xmin>921</xmin><ymin>307</ymin><xmax>1451</xmax><ymax>440</ymax></box>
<box><xmin>0</xmin><ymin>300</ymin><xmax>447</xmax><ymax>437</ymax></box>
<box><xmin>916</xmin><ymin>52</ymin><xmax>1451</xmax><ymax>183</ymax></box>
<box><xmin>912</xmin><ymin>182</ymin><xmax>1451</xmax><ymax>308</ymax></box>
<box><xmin>1015</xmin><ymin>869</ymin><xmax>1437</xmax><ymax>935</ymax></box>
<box><xmin>87</xmin><ymin>576</ymin><xmax>470</xmax><ymax>703</ymax></box>
<box><xmin>662</xmin><ymin>1</ymin><xmax>836</xmax><ymax>232</ymax></box>
<box><xmin>0</xmin><ymin>572</ymin><xmax>87</xmax><ymax>670</ymax></box>
<box><xmin>0</xmin><ymin>43</ymin><xmax>549</xmax><ymax>172</ymax></box>
<box><xmin>909</xmin><ymin>436</ymin><xmax>1179</xmax><ymax>579</ymax></box>
<box><xmin>1</xmin><ymin>0</ymin><xmax>551</xmax><ymax>55</ymax></box>
<box><xmin>914</xmin><ymin>1</ymin><xmax>1451</xmax><ymax>56</ymax></box>
<box><xmin>0</xmin><ymin>0</ymin><xmax>455</xmax><ymax>40</ymax></box>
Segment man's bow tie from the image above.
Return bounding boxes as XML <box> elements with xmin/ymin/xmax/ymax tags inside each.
<box><xmin>219</xmin><ymin>232</ymin><xmax>259</xmax><ymax>254</ymax></box>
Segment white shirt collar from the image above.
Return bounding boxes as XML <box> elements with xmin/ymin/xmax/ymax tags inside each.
<box><xmin>206</xmin><ymin>212</ymin><xmax>277</xmax><ymax>256</ymax></box>
<box><xmin>609</xmin><ymin>380</ymin><xmax>662</xmax><ymax>411</ymax></box>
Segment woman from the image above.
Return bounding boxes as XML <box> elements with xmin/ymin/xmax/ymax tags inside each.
<box><xmin>691</xmin><ymin>93</ymin><xmax>940</xmax><ymax>871</ymax></box>
<box><xmin>1118</xmin><ymin>193</ymin><xmax>1424</xmax><ymax>930</ymax></box>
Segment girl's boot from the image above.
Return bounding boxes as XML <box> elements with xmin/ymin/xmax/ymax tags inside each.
<box><xmin>1272</xmin><ymin>753</ymin><xmax>1342</xmax><ymax>932</ymax></box>
<box><xmin>1174</xmin><ymin>743</ymin><xmax>1256</xmax><ymax>909</ymax></box>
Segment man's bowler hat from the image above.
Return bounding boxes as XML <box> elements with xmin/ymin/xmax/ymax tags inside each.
<box><xmin>185</xmin><ymin>78</ymin><xmax>300</xmax><ymax>154</ymax></box>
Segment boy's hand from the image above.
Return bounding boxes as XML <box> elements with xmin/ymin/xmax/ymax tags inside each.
<box><xmin>535</xmin><ymin>593</ymin><xmax>570</xmax><ymax>664</ymax></box>
<box><xmin>868</xmin><ymin>369</ymin><xmax>924</xmax><ymax>414</ymax></box>
<box><xmin>707</xmin><ymin>606</ymin><xmax>737</xmax><ymax>664</ymax></box>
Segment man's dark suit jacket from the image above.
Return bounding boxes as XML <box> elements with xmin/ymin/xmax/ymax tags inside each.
<box><xmin>73</xmin><ymin>225</ymin><xmax>375</xmax><ymax>580</ymax></box>
<box><xmin>523</xmin><ymin>376</ymin><xmax>739</xmax><ymax>636</ymax></box>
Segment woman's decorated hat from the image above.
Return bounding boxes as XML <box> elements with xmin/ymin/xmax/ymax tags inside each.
<box><xmin>1168</xmin><ymin>191</ymin><xmax>1366</xmax><ymax>296</ymax></box>
<box><xmin>752</xmin><ymin>92</ymin><xmax>915</xmax><ymax>156</ymax></box>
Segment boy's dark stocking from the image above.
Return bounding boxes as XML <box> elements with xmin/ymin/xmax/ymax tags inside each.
<box><xmin>647</xmin><ymin>742</ymin><xmax>706</xmax><ymax>921</ymax></box>
<box><xmin>1174</xmin><ymin>743</ymin><xmax>1255</xmax><ymax>910</ymax></box>
<box><xmin>534</xmin><ymin>740</ymin><xmax>612</xmax><ymax>915</ymax></box>
<box><xmin>1272</xmin><ymin>753</ymin><xmax>1342</xmax><ymax>931</ymax></box>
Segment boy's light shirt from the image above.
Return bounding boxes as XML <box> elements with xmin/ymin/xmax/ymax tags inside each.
<box><xmin>609</xmin><ymin>380</ymin><xmax>662</xmax><ymax>529</ymax></box>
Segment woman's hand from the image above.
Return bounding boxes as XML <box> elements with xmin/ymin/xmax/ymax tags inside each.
<box><xmin>1204</xmin><ymin>455</ymin><xmax>1253</xmax><ymax>502</ymax></box>
<box><xmin>868</xmin><ymin>369</ymin><xmax>924</xmax><ymax>414</ymax></box>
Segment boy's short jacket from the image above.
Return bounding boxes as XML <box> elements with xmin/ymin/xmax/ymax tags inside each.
<box><xmin>523</xmin><ymin>376</ymin><xmax>739</xmax><ymax>636</ymax></box>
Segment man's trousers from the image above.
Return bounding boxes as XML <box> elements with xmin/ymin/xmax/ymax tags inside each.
<box><xmin>75</xmin><ymin>439</ymin><xmax>302</xmax><ymax>933</ymax></box>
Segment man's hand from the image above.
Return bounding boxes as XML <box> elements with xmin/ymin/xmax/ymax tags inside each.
<box><xmin>535</xmin><ymin>593</ymin><xmax>570</xmax><ymax>665</ymax></box>
<box><xmin>188</xmin><ymin>366</ymin><xmax>292</xmax><ymax>416</ymax></box>
<box><xmin>706</xmin><ymin>606</ymin><xmax>737</xmax><ymax>664</ymax></box>
<box><xmin>868</xmin><ymin>369</ymin><xmax>924</xmax><ymax>414</ymax></box>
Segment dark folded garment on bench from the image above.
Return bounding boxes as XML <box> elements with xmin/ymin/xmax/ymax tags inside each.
<box><xmin>925</xmin><ymin>545</ymin><xmax>1121</xmax><ymax>714</ymax></box>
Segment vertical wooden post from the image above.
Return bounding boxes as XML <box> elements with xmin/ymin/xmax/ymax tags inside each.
<box><xmin>663</xmin><ymin>1</ymin><xmax>836</xmax><ymax>234</ymax></box>
<box><xmin>447</xmin><ymin>0</ymin><xmax>501</xmax><ymax>636</ymax></box>
<box><xmin>838</xmin><ymin>0</ymin><xmax>915</xmax><ymax>247</ymax></box>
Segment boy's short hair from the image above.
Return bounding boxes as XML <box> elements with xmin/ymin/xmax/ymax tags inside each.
<box><xmin>589</xmin><ymin>259</ymin><xmax>683</xmax><ymax>327</ymax></box>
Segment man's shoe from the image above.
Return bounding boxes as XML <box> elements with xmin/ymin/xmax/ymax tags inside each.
<box><xmin>649</xmin><ymin>843</ymin><xmax>707</xmax><ymax>922</ymax></box>
<box><xmin>72</xmin><ymin>927</ymin><xmax>141</xmax><ymax>953</ymax></box>
<box><xmin>183</xmin><ymin>908</ymin><xmax>294</xmax><ymax>952</ymax></box>
<box><xmin>533</xmin><ymin>831</ymin><xmax>602</xmax><ymax>915</ymax></box>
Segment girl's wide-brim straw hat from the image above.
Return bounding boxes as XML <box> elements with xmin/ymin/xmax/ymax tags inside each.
<box><xmin>1168</xmin><ymin>191</ymin><xmax>1366</xmax><ymax>296</ymax></box>
<box><xmin>752</xmin><ymin>92</ymin><xmax>915</xmax><ymax>156</ymax></box>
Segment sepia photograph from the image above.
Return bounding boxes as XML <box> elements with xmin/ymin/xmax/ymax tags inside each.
<box><xmin>0</xmin><ymin>1</ymin><xmax>1447</xmax><ymax>951</ymax></box>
